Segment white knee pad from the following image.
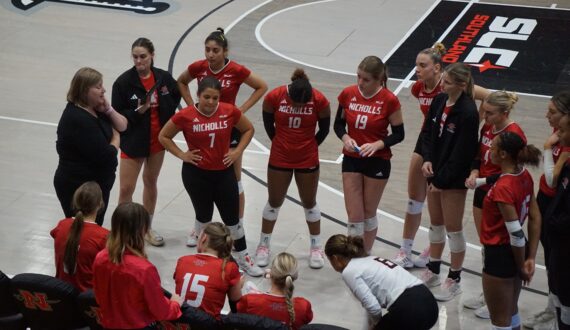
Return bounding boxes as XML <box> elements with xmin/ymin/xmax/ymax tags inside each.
<box><xmin>447</xmin><ymin>231</ymin><xmax>466</xmax><ymax>253</ymax></box>
<box><xmin>406</xmin><ymin>199</ymin><xmax>424</xmax><ymax>215</ymax></box>
<box><xmin>429</xmin><ymin>225</ymin><xmax>446</xmax><ymax>244</ymax></box>
<box><xmin>562</xmin><ymin>305</ymin><xmax>570</xmax><ymax>325</ymax></box>
<box><xmin>228</xmin><ymin>223</ymin><xmax>244</xmax><ymax>240</ymax></box>
<box><xmin>491</xmin><ymin>325</ymin><xmax>511</xmax><ymax>330</ymax></box>
<box><xmin>237</xmin><ymin>181</ymin><xmax>244</xmax><ymax>194</ymax></box>
<box><xmin>347</xmin><ymin>221</ymin><xmax>364</xmax><ymax>237</ymax></box>
<box><xmin>364</xmin><ymin>216</ymin><xmax>378</xmax><ymax>231</ymax></box>
<box><xmin>511</xmin><ymin>313</ymin><xmax>520</xmax><ymax>328</ymax></box>
<box><xmin>304</xmin><ymin>204</ymin><xmax>321</xmax><ymax>222</ymax></box>
<box><xmin>262</xmin><ymin>202</ymin><xmax>280</xmax><ymax>221</ymax></box>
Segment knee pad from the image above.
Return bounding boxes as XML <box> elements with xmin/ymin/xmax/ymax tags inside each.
<box><xmin>406</xmin><ymin>199</ymin><xmax>424</xmax><ymax>215</ymax></box>
<box><xmin>304</xmin><ymin>204</ymin><xmax>321</xmax><ymax>223</ymax></box>
<box><xmin>347</xmin><ymin>221</ymin><xmax>364</xmax><ymax>237</ymax></box>
<box><xmin>228</xmin><ymin>223</ymin><xmax>244</xmax><ymax>240</ymax></box>
<box><xmin>510</xmin><ymin>313</ymin><xmax>520</xmax><ymax>328</ymax></box>
<box><xmin>448</xmin><ymin>231</ymin><xmax>466</xmax><ymax>253</ymax></box>
<box><xmin>491</xmin><ymin>325</ymin><xmax>511</xmax><ymax>330</ymax></box>
<box><xmin>562</xmin><ymin>305</ymin><xmax>570</xmax><ymax>325</ymax></box>
<box><xmin>237</xmin><ymin>181</ymin><xmax>244</xmax><ymax>194</ymax></box>
<box><xmin>364</xmin><ymin>216</ymin><xmax>378</xmax><ymax>231</ymax></box>
<box><xmin>262</xmin><ymin>202</ymin><xmax>280</xmax><ymax>221</ymax></box>
<box><xmin>429</xmin><ymin>225</ymin><xmax>446</xmax><ymax>244</ymax></box>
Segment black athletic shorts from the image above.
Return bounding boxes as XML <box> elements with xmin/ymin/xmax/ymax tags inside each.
<box><xmin>342</xmin><ymin>156</ymin><xmax>391</xmax><ymax>179</ymax></box>
<box><xmin>483</xmin><ymin>244</ymin><xmax>519</xmax><ymax>278</ymax></box>
<box><xmin>473</xmin><ymin>186</ymin><xmax>490</xmax><ymax>209</ymax></box>
<box><xmin>268</xmin><ymin>163</ymin><xmax>320</xmax><ymax>173</ymax></box>
<box><xmin>375</xmin><ymin>284</ymin><xmax>438</xmax><ymax>330</ymax></box>
<box><xmin>229</xmin><ymin>128</ymin><xmax>241</xmax><ymax>148</ymax></box>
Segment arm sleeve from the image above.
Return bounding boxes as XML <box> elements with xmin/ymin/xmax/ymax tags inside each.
<box><xmin>344</xmin><ymin>275</ymin><xmax>382</xmax><ymax>317</ymax></box>
<box><xmin>333</xmin><ymin>105</ymin><xmax>347</xmax><ymax>139</ymax></box>
<box><xmin>144</xmin><ymin>266</ymin><xmax>182</xmax><ymax>321</ymax></box>
<box><xmin>164</xmin><ymin>73</ymin><xmax>182</xmax><ymax>108</ymax></box>
<box><xmin>544</xmin><ymin>149</ymin><xmax>555</xmax><ymax>188</ymax></box>
<box><xmin>382</xmin><ymin>123</ymin><xmax>404</xmax><ymax>147</ymax></box>
<box><xmin>262</xmin><ymin>111</ymin><xmax>276</xmax><ymax>140</ymax></box>
<box><xmin>315</xmin><ymin>116</ymin><xmax>330</xmax><ymax>145</ymax></box>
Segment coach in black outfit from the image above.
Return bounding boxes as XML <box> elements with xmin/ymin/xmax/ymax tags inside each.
<box><xmin>54</xmin><ymin>67</ymin><xmax>127</xmax><ymax>226</ymax></box>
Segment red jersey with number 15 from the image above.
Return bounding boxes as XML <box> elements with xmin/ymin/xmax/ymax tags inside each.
<box><xmin>338</xmin><ymin>85</ymin><xmax>400</xmax><ymax>159</ymax></box>
<box><xmin>173</xmin><ymin>254</ymin><xmax>241</xmax><ymax>318</ymax></box>
<box><xmin>478</xmin><ymin>122</ymin><xmax>527</xmax><ymax>178</ymax></box>
<box><xmin>171</xmin><ymin>102</ymin><xmax>241</xmax><ymax>170</ymax></box>
<box><xmin>481</xmin><ymin>169</ymin><xmax>534</xmax><ymax>245</ymax></box>
<box><xmin>265</xmin><ymin>85</ymin><xmax>330</xmax><ymax>168</ymax></box>
<box><xmin>187</xmin><ymin>60</ymin><xmax>251</xmax><ymax>105</ymax></box>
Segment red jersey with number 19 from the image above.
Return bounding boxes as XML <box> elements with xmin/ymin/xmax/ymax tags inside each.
<box><xmin>187</xmin><ymin>60</ymin><xmax>251</xmax><ymax>105</ymax></box>
<box><xmin>171</xmin><ymin>103</ymin><xmax>241</xmax><ymax>170</ymax></box>
<box><xmin>265</xmin><ymin>85</ymin><xmax>330</xmax><ymax>168</ymax></box>
<box><xmin>173</xmin><ymin>254</ymin><xmax>241</xmax><ymax>318</ymax></box>
<box><xmin>478</xmin><ymin>122</ymin><xmax>527</xmax><ymax>178</ymax></box>
<box><xmin>338</xmin><ymin>85</ymin><xmax>400</xmax><ymax>159</ymax></box>
<box><xmin>481</xmin><ymin>169</ymin><xmax>534</xmax><ymax>245</ymax></box>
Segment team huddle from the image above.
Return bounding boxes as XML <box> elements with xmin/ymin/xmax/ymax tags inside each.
<box><xmin>49</xmin><ymin>28</ymin><xmax>570</xmax><ymax>330</ymax></box>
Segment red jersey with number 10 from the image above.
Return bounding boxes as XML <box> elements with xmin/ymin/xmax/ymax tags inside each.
<box><xmin>187</xmin><ymin>60</ymin><xmax>251</xmax><ymax>105</ymax></box>
<box><xmin>338</xmin><ymin>85</ymin><xmax>400</xmax><ymax>159</ymax></box>
<box><xmin>171</xmin><ymin>102</ymin><xmax>241</xmax><ymax>170</ymax></box>
<box><xmin>478</xmin><ymin>122</ymin><xmax>527</xmax><ymax>178</ymax></box>
<box><xmin>481</xmin><ymin>169</ymin><xmax>534</xmax><ymax>245</ymax></box>
<box><xmin>173</xmin><ymin>254</ymin><xmax>240</xmax><ymax>318</ymax></box>
<box><xmin>265</xmin><ymin>85</ymin><xmax>329</xmax><ymax>168</ymax></box>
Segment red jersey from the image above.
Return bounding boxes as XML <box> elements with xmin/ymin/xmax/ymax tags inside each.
<box><xmin>265</xmin><ymin>85</ymin><xmax>330</xmax><ymax>168</ymax></box>
<box><xmin>173</xmin><ymin>253</ymin><xmax>240</xmax><ymax>318</ymax></box>
<box><xmin>187</xmin><ymin>59</ymin><xmax>251</xmax><ymax>105</ymax></box>
<box><xmin>337</xmin><ymin>85</ymin><xmax>401</xmax><ymax>159</ymax></box>
<box><xmin>481</xmin><ymin>169</ymin><xmax>534</xmax><ymax>245</ymax></box>
<box><xmin>539</xmin><ymin>137</ymin><xmax>570</xmax><ymax>197</ymax></box>
<box><xmin>237</xmin><ymin>293</ymin><xmax>313</xmax><ymax>330</ymax></box>
<box><xmin>141</xmin><ymin>72</ymin><xmax>163</xmax><ymax>154</ymax></box>
<box><xmin>171</xmin><ymin>102</ymin><xmax>242</xmax><ymax>170</ymax></box>
<box><xmin>478</xmin><ymin>122</ymin><xmax>527</xmax><ymax>178</ymax></box>
<box><xmin>50</xmin><ymin>219</ymin><xmax>108</xmax><ymax>292</ymax></box>
<box><xmin>411</xmin><ymin>80</ymin><xmax>442</xmax><ymax>117</ymax></box>
<box><xmin>93</xmin><ymin>249</ymin><xmax>181</xmax><ymax>328</ymax></box>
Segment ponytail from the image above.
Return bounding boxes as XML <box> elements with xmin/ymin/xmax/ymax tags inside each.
<box><xmin>497</xmin><ymin>132</ymin><xmax>541</xmax><ymax>167</ymax></box>
<box><xmin>325</xmin><ymin>234</ymin><xmax>368</xmax><ymax>260</ymax></box>
<box><xmin>270</xmin><ymin>253</ymin><xmax>299</xmax><ymax>328</ymax></box>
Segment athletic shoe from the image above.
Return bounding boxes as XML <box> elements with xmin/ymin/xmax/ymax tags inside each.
<box><xmin>393</xmin><ymin>250</ymin><xmax>413</xmax><ymax>269</ymax></box>
<box><xmin>413</xmin><ymin>246</ymin><xmax>430</xmax><ymax>268</ymax></box>
<box><xmin>463</xmin><ymin>292</ymin><xmax>485</xmax><ymax>310</ymax></box>
<box><xmin>533</xmin><ymin>319</ymin><xmax>558</xmax><ymax>330</ymax></box>
<box><xmin>255</xmin><ymin>245</ymin><xmax>271</xmax><ymax>267</ymax></box>
<box><xmin>186</xmin><ymin>230</ymin><xmax>198</xmax><ymax>247</ymax></box>
<box><xmin>474</xmin><ymin>305</ymin><xmax>490</xmax><ymax>319</ymax></box>
<box><xmin>236</xmin><ymin>253</ymin><xmax>264</xmax><ymax>277</ymax></box>
<box><xmin>419</xmin><ymin>269</ymin><xmax>441</xmax><ymax>288</ymax></box>
<box><xmin>309</xmin><ymin>248</ymin><xmax>325</xmax><ymax>269</ymax></box>
<box><xmin>145</xmin><ymin>229</ymin><xmax>164</xmax><ymax>247</ymax></box>
<box><xmin>522</xmin><ymin>308</ymin><xmax>555</xmax><ymax>329</ymax></box>
<box><xmin>433</xmin><ymin>278</ymin><xmax>462</xmax><ymax>302</ymax></box>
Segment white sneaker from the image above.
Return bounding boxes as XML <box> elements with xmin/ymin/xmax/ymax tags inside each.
<box><xmin>186</xmin><ymin>230</ymin><xmax>198</xmax><ymax>247</ymax></box>
<box><xmin>464</xmin><ymin>292</ymin><xmax>485</xmax><ymax>309</ymax></box>
<box><xmin>413</xmin><ymin>246</ymin><xmax>430</xmax><ymax>268</ymax></box>
<box><xmin>236</xmin><ymin>253</ymin><xmax>264</xmax><ymax>277</ymax></box>
<box><xmin>420</xmin><ymin>269</ymin><xmax>441</xmax><ymax>288</ymax></box>
<box><xmin>255</xmin><ymin>245</ymin><xmax>270</xmax><ymax>267</ymax></box>
<box><xmin>145</xmin><ymin>229</ymin><xmax>164</xmax><ymax>247</ymax></box>
<box><xmin>523</xmin><ymin>308</ymin><xmax>556</xmax><ymax>329</ymax></box>
<box><xmin>533</xmin><ymin>319</ymin><xmax>559</xmax><ymax>330</ymax></box>
<box><xmin>433</xmin><ymin>278</ymin><xmax>462</xmax><ymax>302</ymax></box>
<box><xmin>474</xmin><ymin>305</ymin><xmax>490</xmax><ymax>319</ymax></box>
<box><xmin>393</xmin><ymin>250</ymin><xmax>413</xmax><ymax>269</ymax></box>
<box><xmin>309</xmin><ymin>247</ymin><xmax>325</xmax><ymax>269</ymax></box>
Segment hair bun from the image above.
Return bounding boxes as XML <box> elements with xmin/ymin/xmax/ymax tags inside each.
<box><xmin>216</xmin><ymin>27</ymin><xmax>225</xmax><ymax>34</ymax></box>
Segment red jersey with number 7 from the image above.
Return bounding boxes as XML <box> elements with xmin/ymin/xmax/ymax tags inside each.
<box><xmin>171</xmin><ymin>102</ymin><xmax>241</xmax><ymax>170</ymax></box>
<box><xmin>337</xmin><ymin>85</ymin><xmax>400</xmax><ymax>159</ymax></box>
<box><xmin>187</xmin><ymin>59</ymin><xmax>251</xmax><ymax>105</ymax></box>
<box><xmin>173</xmin><ymin>253</ymin><xmax>241</xmax><ymax>318</ymax></box>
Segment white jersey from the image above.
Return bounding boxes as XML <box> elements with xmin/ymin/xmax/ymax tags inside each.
<box><xmin>342</xmin><ymin>256</ymin><xmax>423</xmax><ymax>316</ymax></box>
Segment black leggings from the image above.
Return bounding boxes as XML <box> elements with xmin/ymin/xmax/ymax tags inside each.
<box><xmin>181</xmin><ymin>163</ymin><xmax>239</xmax><ymax>227</ymax></box>
<box><xmin>375</xmin><ymin>285</ymin><xmax>438</xmax><ymax>330</ymax></box>
<box><xmin>537</xmin><ymin>191</ymin><xmax>553</xmax><ymax>269</ymax></box>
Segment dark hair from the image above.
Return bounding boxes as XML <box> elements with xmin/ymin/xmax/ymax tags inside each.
<box><xmin>358</xmin><ymin>56</ymin><xmax>388</xmax><ymax>87</ymax></box>
<box><xmin>197</xmin><ymin>76</ymin><xmax>222</xmax><ymax>95</ymax></box>
<box><xmin>131</xmin><ymin>37</ymin><xmax>155</xmax><ymax>66</ymax></box>
<box><xmin>418</xmin><ymin>42</ymin><xmax>446</xmax><ymax>66</ymax></box>
<box><xmin>324</xmin><ymin>234</ymin><xmax>368</xmax><ymax>260</ymax></box>
<box><xmin>205</xmin><ymin>27</ymin><xmax>228</xmax><ymax>49</ymax></box>
<box><xmin>445</xmin><ymin>62</ymin><xmax>475</xmax><ymax>99</ymax></box>
<box><xmin>63</xmin><ymin>182</ymin><xmax>103</xmax><ymax>275</ymax></box>
<box><xmin>496</xmin><ymin>132</ymin><xmax>541</xmax><ymax>167</ymax></box>
<box><xmin>107</xmin><ymin>202</ymin><xmax>150</xmax><ymax>264</ymax></box>
<box><xmin>288</xmin><ymin>68</ymin><xmax>312</xmax><ymax>104</ymax></box>
<box><xmin>552</xmin><ymin>90</ymin><xmax>570</xmax><ymax>115</ymax></box>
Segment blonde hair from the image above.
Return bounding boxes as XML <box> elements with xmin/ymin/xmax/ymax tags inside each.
<box><xmin>419</xmin><ymin>42</ymin><xmax>447</xmax><ymax>66</ymax></box>
<box><xmin>107</xmin><ymin>202</ymin><xmax>149</xmax><ymax>264</ymax></box>
<box><xmin>444</xmin><ymin>63</ymin><xmax>474</xmax><ymax>99</ymax></box>
<box><xmin>202</xmin><ymin>222</ymin><xmax>233</xmax><ymax>281</ymax></box>
<box><xmin>485</xmin><ymin>90</ymin><xmax>518</xmax><ymax>115</ymax></box>
<box><xmin>67</xmin><ymin>67</ymin><xmax>102</xmax><ymax>107</ymax></box>
<box><xmin>270</xmin><ymin>252</ymin><xmax>299</xmax><ymax>328</ymax></box>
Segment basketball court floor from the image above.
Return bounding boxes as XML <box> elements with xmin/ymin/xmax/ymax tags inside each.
<box><xmin>1</xmin><ymin>0</ymin><xmax>569</xmax><ymax>328</ymax></box>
